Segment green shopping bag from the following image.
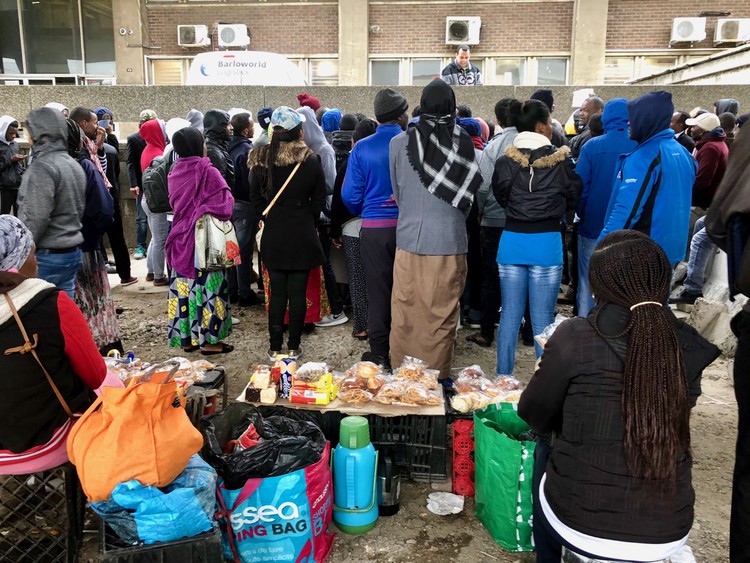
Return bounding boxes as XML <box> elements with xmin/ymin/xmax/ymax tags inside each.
<box><xmin>474</xmin><ymin>402</ymin><xmax>536</xmax><ymax>552</ymax></box>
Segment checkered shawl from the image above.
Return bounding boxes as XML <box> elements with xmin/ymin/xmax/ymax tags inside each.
<box><xmin>407</xmin><ymin>113</ymin><xmax>482</xmax><ymax>212</ymax></box>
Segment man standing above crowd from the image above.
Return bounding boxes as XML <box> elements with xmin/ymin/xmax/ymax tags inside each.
<box><xmin>441</xmin><ymin>45</ymin><xmax>483</xmax><ymax>86</ymax></box>
<box><xmin>600</xmin><ymin>91</ymin><xmax>696</xmax><ymax>266</ymax></box>
<box><xmin>342</xmin><ymin>88</ymin><xmax>409</xmax><ymax>370</ymax></box>
<box><xmin>570</xmin><ymin>96</ymin><xmax>604</xmax><ymax>159</ymax></box>
<box><xmin>127</xmin><ymin>109</ymin><xmax>158</xmax><ymax>260</ymax></box>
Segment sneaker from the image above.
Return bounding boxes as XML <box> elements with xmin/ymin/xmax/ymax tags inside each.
<box><xmin>288</xmin><ymin>344</ymin><xmax>303</xmax><ymax>360</ymax></box>
<box><xmin>669</xmin><ymin>289</ymin><xmax>702</xmax><ymax>305</ymax></box>
<box><xmin>133</xmin><ymin>244</ymin><xmax>147</xmax><ymax>260</ymax></box>
<box><xmin>120</xmin><ymin>276</ymin><xmax>138</xmax><ymax>286</ymax></box>
<box><xmin>315</xmin><ymin>312</ymin><xmax>349</xmax><ymax>327</ymax></box>
<box><xmin>267</xmin><ymin>349</ymin><xmax>282</xmax><ymax>362</ymax></box>
<box><xmin>232</xmin><ymin>317</ymin><xmax>240</xmax><ymax>326</ymax></box>
<box><xmin>105</xmin><ymin>262</ymin><xmax>117</xmax><ymax>275</ymax></box>
<box><xmin>467</xmin><ymin>320</ymin><xmax>481</xmax><ymax>329</ymax></box>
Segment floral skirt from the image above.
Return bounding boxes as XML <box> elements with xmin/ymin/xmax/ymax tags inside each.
<box><xmin>261</xmin><ymin>265</ymin><xmax>329</xmax><ymax>324</ymax></box>
<box><xmin>74</xmin><ymin>250</ymin><xmax>120</xmax><ymax>351</ymax></box>
<box><xmin>167</xmin><ymin>269</ymin><xmax>232</xmax><ymax>348</ymax></box>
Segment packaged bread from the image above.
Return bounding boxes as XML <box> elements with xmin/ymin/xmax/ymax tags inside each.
<box><xmin>339</xmin><ymin>376</ymin><xmax>368</xmax><ymax>391</ymax></box>
<box><xmin>260</xmin><ymin>386</ymin><xmax>278</xmax><ymax>404</ymax></box>
<box><xmin>250</xmin><ymin>365</ymin><xmax>272</xmax><ymax>389</ymax></box>
<box><xmin>295</xmin><ymin>362</ymin><xmax>328</xmax><ymax>383</ymax></box>
<box><xmin>393</xmin><ymin>357</ymin><xmax>438</xmax><ymax>390</ymax></box>
<box><xmin>338</xmin><ymin>387</ymin><xmax>373</xmax><ymax>405</ymax></box>
<box><xmin>346</xmin><ymin>361</ymin><xmax>384</xmax><ymax>379</ymax></box>
<box><xmin>374</xmin><ymin>380</ymin><xmax>442</xmax><ymax>407</ymax></box>
<box><xmin>450</xmin><ymin>391</ymin><xmax>492</xmax><ymax>413</ymax></box>
<box><xmin>292</xmin><ymin>372</ymin><xmax>333</xmax><ymax>392</ymax></box>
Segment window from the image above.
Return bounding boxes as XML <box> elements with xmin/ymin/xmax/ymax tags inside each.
<box><xmin>151</xmin><ymin>59</ymin><xmax>188</xmax><ymax>85</ymax></box>
<box><xmin>604</xmin><ymin>57</ymin><xmax>634</xmax><ymax>85</ymax></box>
<box><xmin>537</xmin><ymin>58</ymin><xmax>567</xmax><ymax>85</ymax></box>
<box><xmin>310</xmin><ymin>59</ymin><xmax>338</xmax><ymax>86</ymax></box>
<box><xmin>22</xmin><ymin>0</ymin><xmax>83</xmax><ymax>74</ymax></box>
<box><xmin>411</xmin><ymin>59</ymin><xmax>440</xmax><ymax>86</ymax></box>
<box><xmin>371</xmin><ymin>60</ymin><xmax>399</xmax><ymax>86</ymax></box>
<box><xmin>494</xmin><ymin>58</ymin><xmax>525</xmax><ymax>85</ymax></box>
<box><xmin>0</xmin><ymin>0</ymin><xmax>22</xmax><ymax>76</ymax></box>
<box><xmin>81</xmin><ymin>0</ymin><xmax>115</xmax><ymax>75</ymax></box>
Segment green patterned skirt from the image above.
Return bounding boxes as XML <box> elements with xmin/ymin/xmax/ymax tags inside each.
<box><xmin>167</xmin><ymin>269</ymin><xmax>232</xmax><ymax>348</ymax></box>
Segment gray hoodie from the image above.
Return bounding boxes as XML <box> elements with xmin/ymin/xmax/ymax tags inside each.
<box><xmin>298</xmin><ymin>106</ymin><xmax>336</xmax><ymax>224</ymax></box>
<box><xmin>18</xmin><ymin>108</ymin><xmax>86</xmax><ymax>249</ymax></box>
<box><xmin>476</xmin><ymin>127</ymin><xmax>518</xmax><ymax>228</ymax></box>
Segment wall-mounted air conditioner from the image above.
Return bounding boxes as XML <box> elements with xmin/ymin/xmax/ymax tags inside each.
<box><xmin>445</xmin><ymin>17</ymin><xmax>481</xmax><ymax>45</ymax></box>
<box><xmin>218</xmin><ymin>24</ymin><xmax>249</xmax><ymax>48</ymax></box>
<box><xmin>714</xmin><ymin>18</ymin><xmax>750</xmax><ymax>45</ymax></box>
<box><xmin>178</xmin><ymin>25</ymin><xmax>210</xmax><ymax>48</ymax></box>
<box><xmin>670</xmin><ymin>17</ymin><xmax>707</xmax><ymax>45</ymax></box>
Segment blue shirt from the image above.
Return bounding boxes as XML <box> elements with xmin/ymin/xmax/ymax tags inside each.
<box><xmin>497</xmin><ymin>231</ymin><xmax>562</xmax><ymax>267</ymax></box>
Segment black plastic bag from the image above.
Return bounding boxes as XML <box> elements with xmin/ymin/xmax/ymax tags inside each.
<box><xmin>199</xmin><ymin>403</ymin><xmax>326</xmax><ymax>490</ymax></box>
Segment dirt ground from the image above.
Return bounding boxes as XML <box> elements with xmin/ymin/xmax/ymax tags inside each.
<box><xmin>84</xmin><ymin>286</ymin><xmax>737</xmax><ymax>562</ymax></box>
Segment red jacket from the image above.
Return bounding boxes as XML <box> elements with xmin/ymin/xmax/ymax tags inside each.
<box><xmin>693</xmin><ymin>131</ymin><xmax>729</xmax><ymax>209</ymax></box>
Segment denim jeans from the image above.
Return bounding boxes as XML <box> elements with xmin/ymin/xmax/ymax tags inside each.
<box><xmin>136</xmin><ymin>189</ymin><xmax>148</xmax><ymax>247</ymax></box>
<box><xmin>684</xmin><ymin>216</ymin><xmax>716</xmax><ymax>295</ymax></box>
<box><xmin>141</xmin><ymin>198</ymin><xmax>169</xmax><ymax>279</ymax></box>
<box><xmin>227</xmin><ymin>200</ymin><xmax>257</xmax><ymax>299</ymax></box>
<box><xmin>36</xmin><ymin>248</ymin><xmax>83</xmax><ymax>300</ymax></box>
<box><xmin>496</xmin><ymin>264</ymin><xmax>562</xmax><ymax>375</ymax></box>
<box><xmin>577</xmin><ymin>235</ymin><xmax>598</xmax><ymax>318</ymax></box>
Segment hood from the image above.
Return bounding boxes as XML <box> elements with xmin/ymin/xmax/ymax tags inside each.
<box><xmin>186</xmin><ymin>109</ymin><xmax>204</xmax><ymax>132</ymax></box>
<box><xmin>627</xmin><ymin>91</ymin><xmax>673</xmax><ymax>144</ymax></box>
<box><xmin>25</xmin><ymin>107</ymin><xmax>67</xmax><ymax>156</ymax></box>
<box><xmin>0</xmin><ymin>115</ymin><xmax>17</xmax><ymax>145</ymax></box>
<box><xmin>139</xmin><ymin>118</ymin><xmax>166</xmax><ymax>151</ymax></box>
<box><xmin>298</xmin><ymin>106</ymin><xmax>329</xmax><ymax>153</ymax></box>
<box><xmin>204</xmin><ymin>109</ymin><xmax>230</xmax><ymax>142</ymax></box>
<box><xmin>715</xmin><ymin>98</ymin><xmax>740</xmax><ymax>115</ymax></box>
<box><xmin>247</xmin><ymin>140</ymin><xmax>314</xmax><ymax>169</ymax></box>
<box><xmin>602</xmin><ymin>98</ymin><xmax>629</xmax><ymax>133</ymax></box>
<box><xmin>331</xmin><ymin>129</ymin><xmax>353</xmax><ymax>152</ymax></box>
<box><xmin>228</xmin><ymin>135</ymin><xmax>252</xmax><ymax>153</ymax></box>
<box><xmin>697</xmin><ymin>128</ymin><xmax>727</xmax><ymax>145</ymax></box>
<box><xmin>321</xmin><ymin>109</ymin><xmax>341</xmax><ymax>133</ymax></box>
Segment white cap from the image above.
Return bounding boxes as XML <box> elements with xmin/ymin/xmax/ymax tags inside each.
<box><xmin>685</xmin><ymin>112</ymin><xmax>721</xmax><ymax>131</ymax></box>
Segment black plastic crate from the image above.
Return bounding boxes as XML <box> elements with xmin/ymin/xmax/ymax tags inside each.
<box><xmin>0</xmin><ymin>463</ymin><xmax>85</xmax><ymax>563</ymax></box>
<box><xmin>100</xmin><ymin>523</ymin><xmax>224</xmax><ymax>563</ymax></box>
<box><xmin>185</xmin><ymin>368</ymin><xmax>228</xmax><ymax>426</ymax></box>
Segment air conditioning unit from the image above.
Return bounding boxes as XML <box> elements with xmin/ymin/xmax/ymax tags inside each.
<box><xmin>670</xmin><ymin>17</ymin><xmax>707</xmax><ymax>45</ymax></box>
<box><xmin>445</xmin><ymin>17</ymin><xmax>481</xmax><ymax>45</ymax></box>
<box><xmin>218</xmin><ymin>24</ymin><xmax>249</xmax><ymax>48</ymax></box>
<box><xmin>714</xmin><ymin>18</ymin><xmax>750</xmax><ymax>44</ymax></box>
<box><xmin>177</xmin><ymin>25</ymin><xmax>210</xmax><ymax>48</ymax></box>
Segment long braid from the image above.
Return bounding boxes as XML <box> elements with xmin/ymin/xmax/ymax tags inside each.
<box><xmin>589</xmin><ymin>230</ymin><xmax>690</xmax><ymax>481</ymax></box>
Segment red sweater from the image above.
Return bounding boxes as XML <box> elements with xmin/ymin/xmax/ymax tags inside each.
<box><xmin>693</xmin><ymin>132</ymin><xmax>729</xmax><ymax>209</ymax></box>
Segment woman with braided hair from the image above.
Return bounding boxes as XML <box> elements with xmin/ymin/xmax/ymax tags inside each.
<box><xmin>519</xmin><ymin>230</ymin><xmax>719</xmax><ymax>562</ymax></box>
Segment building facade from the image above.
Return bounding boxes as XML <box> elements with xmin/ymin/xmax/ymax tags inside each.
<box><xmin>1</xmin><ymin>0</ymin><xmax>749</xmax><ymax>87</ymax></box>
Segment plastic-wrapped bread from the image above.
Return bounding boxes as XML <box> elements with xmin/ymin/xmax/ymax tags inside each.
<box><xmin>260</xmin><ymin>386</ymin><xmax>277</xmax><ymax>404</ymax></box>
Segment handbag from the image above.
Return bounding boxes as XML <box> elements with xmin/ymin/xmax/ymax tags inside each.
<box><xmin>255</xmin><ymin>161</ymin><xmax>303</xmax><ymax>254</ymax></box>
<box><xmin>67</xmin><ymin>361</ymin><xmax>204</xmax><ymax>502</ymax></box>
<box><xmin>195</xmin><ymin>215</ymin><xmax>242</xmax><ymax>271</ymax></box>
<box><xmin>3</xmin><ymin>293</ymin><xmax>74</xmax><ymax>419</ymax></box>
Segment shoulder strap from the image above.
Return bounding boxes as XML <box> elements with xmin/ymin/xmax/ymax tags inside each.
<box><xmin>3</xmin><ymin>293</ymin><xmax>75</xmax><ymax>418</ymax></box>
<box><xmin>261</xmin><ymin>160</ymin><xmax>303</xmax><ymax>218</ymax></box>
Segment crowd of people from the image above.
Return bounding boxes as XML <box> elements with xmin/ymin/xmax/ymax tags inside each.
<box><xmin>0</xmin><ymin>80</ymin><xmax>748</xmax><ymax>562</ymax></box>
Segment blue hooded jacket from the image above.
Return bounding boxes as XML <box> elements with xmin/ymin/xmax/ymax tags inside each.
<box><xmin>600</xmin><ymin>91</ymin><xmax>697</xmax><ymax>264</ymax></box>
<box><xmin>321</xmin><ymin>109</ymin><xmax>342</xmax><ymax>133</ymax></box>
<box><xmin>576</xmin><ymin>99</ymin><xmax>638</xmax><ymax>239</ymax></box>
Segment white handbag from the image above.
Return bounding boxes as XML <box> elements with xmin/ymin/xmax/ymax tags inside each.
<box><xmin>255</xmin><ymin>161</ymin><xmax>303</xmax><ymax>254</ymax></box>
<box><xmin>195</xmin><ymin>214</ymin><xmax>241</xmax><ymax>271</ymax></box>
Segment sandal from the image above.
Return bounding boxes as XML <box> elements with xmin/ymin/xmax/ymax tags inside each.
<box><xmin>183</xmin><ymin>345</ymin><xmax>199</xmax><ymax>353</ymax></box>
<box><xmin>200</xmin><ymin>343</ymin><xmax>235</xmax><ymax>356</ymax></box>
<box><xmin>466</xmin><ymin>332</ymin><xmax>492</xmax><ymax>348</ymax></box>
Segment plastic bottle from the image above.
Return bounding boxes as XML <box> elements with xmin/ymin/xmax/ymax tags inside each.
<box><xmin>332</xmin><ymin>416</ymin><xmax>378</xmax><ymax>534</ymax></box>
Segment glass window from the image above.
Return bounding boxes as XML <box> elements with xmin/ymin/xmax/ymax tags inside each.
<box><xmin>412</xmin><ymin>59</ymin><xmax>440</xmax><ymax>86</ymax></box>
<box><xmin>22</xmin><ymin>0</ymin><xmax>83</xmax><ymax>74</ymax></box>
<box><xmin>604</xmin><ymin>57</ymin><xmax>634</xmax><ymax>85</ymax></box>
<box><xmin>310</xmin><ymin>59</ymin><xmax>338</xmax><ymax>86</ymax></box>
<box><xmin>494</xmin><ymin>58</ymin><xmax>525</xmax><ymax>85</ymax></box>
<box><xmin>151</xmin><ymin>60</ymin><xmax>185</xmax><ymax>85</ymax></box>
<box><xmin>537</xmin><ymin>58</ymin><xmax>567</xmax><ymax>86</ymax></box>
<box><xmin>371</xmin><ymin>60</ymin><xmax>399</xmax><ymax>86</ymax></box>
<box><xmin>0</xmin><ymin>0</ymin><xmax>23</xmax><ymax>75</ymax></box>
<box><xmin>81</xmin><ymin>0</ymin><xmax>116</xmax><ymax>75</ymax></box>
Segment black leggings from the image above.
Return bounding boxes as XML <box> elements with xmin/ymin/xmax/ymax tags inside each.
<box><xmin>267</xmin><ymin>269</ymin><xmax>309</xmax><ymax>350</ymax></box>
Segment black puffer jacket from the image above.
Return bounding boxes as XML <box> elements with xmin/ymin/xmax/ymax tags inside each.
<box><xmin>204</xmin><ymin>110</ymin><xmax>235</xmax><ymax>190</ymax></box>
<box><xmin>519</xmin><ymin>304</ymin><xmax>720</xmax><ymax>544</ymax></box>
<box><xmin>492</xmin><ymin>142</ymin><xmax>581</xmax><ymax>233</ymax></box>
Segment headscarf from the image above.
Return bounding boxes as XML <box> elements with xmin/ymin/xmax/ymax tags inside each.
<box><xmin>140</xmin><ymin>119</ymin><xmax>167</xmax><ymax>172</ymax></box>
<box><xmin>186</xmin><ymin>109</ymin><xmax>204</xmax><ymax>133</ymax></box>
<box><xmin>171</xmin><ymin>127</ymin><xmax>205</xmax><ymax>158</ymax></box>
<box><xmin>0</xmin><ymin>215</ymin><xmax>33</xmax><ymax>272</ymax></box>
<box><xmin>406</xmin><ymin>79</ymin><xmax>482</xmax><ymax>212</ymax></box>
<box><xmin>66</xmin><ymin>118</ymin><xmax>87</xmax><ymax>162</ymax></box>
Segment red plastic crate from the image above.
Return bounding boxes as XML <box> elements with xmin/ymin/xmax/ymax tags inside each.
<box><xmin>453</xmin><ymin>473</ymin><xmax>475</xmax><ymax>497</ymax></box>
<box><xmin>452</xmin><ymin>420</ymin><xmax>475</xmax><ymax>496</ymax></box>
<box><xmin>453</xmin><ymin>419</ymin><xmax>474</xmax><ymax>435</ymax></box>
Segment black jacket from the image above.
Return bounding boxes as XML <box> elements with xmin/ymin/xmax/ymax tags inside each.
<box><xmin>0</xmin><ymin>141</ymin><xmax>23</xmax><ymax>189</ymax></box>
<box><xmin>227</xmin><ymin>135</ymin><xmax>253</xmax><ymax>203</ymax></box>
<box><xmin>249</xmin><ymin>141</ymin><xmax>326</xmax><ymax>271</ymax></box>
<box><xmin>492</xmin><ymin>144</ymin><xmax>581</xmax><ymax>233</ymax></box>
<box><xmin>204</xmin><ymin>110</ymin><xmax>235</xmax><ymax>190</ymax></box>
<box><xmin>519</xmin><ymin>304</ymin><xmax>720</xmax><ymax>543</ymax></box>
<box><xmin>330</xmin><ymin>157</ymin><xmax>356</xmax><ymax>239</ymax></box>
<box><xmin>126</xmin><ymin>132</ymin><xmax>146</xmax><ymax>189</ymax></box>
<box><xmin>676</xmin><ymin>132</ymin><xmax>696</xmax><ymax>154</ymax></box>
<box><xmin>569</xmin><ymin>126</ymin><xmax>592</xmax><ymax>159</ymax></box>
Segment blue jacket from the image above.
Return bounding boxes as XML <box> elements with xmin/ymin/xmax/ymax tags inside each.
<box><xmin>227</xmin><ymin>135</ymin><xmax>253</xmax><ymax>202</ymax></box>
<box><xmin>576</xmin><ymin>99</ymin><xmax>638</xmax><ymax>239</ymax></box>
<box><xmin>342</xmin><ymin>123</ymin><xmax>401</xmax><ymax>227</ymax></box>
<box><xmin>600</xmin><ymin>92</ymin><xmax>697</xmax><ymax>265</ymax></box>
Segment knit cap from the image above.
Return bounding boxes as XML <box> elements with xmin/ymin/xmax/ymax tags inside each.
<box><xmin>530</xmin><ymin>89</ymin><xmax>554</xmax><ymax>112</ymax></box>
<box><xmin>297</xmin><ymin>93</ymin><xmax>322</xmax><ymax>112</ymax></box>
<box><xmin>374</xmin><ymin>88</ymin><xmax>409</xmax><ymax>123</ymax></box>
<box><xmin>257</xmin><ymin>107</ymin><xmax>273</xmax><ymax>130</ymax></box>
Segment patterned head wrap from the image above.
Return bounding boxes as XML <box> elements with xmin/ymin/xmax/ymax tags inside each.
<box><xmin>0</xmin><ymin>215</ymin><xmax>34</xmax><ymax>271</ymax></box>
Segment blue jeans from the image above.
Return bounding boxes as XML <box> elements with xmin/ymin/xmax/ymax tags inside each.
<box><xmin>496</xmin><ymin>264</ymin><xmax>562</xmax><ymax>375</ymax></box>
<box><xmin>136</xmin><ymin>189</ymin><xmax>148</xmax><ymax>247</ymax></box>
<box><xmin>577</xmin><ymin>235</ymin><xmax>598</xmax><ymax>318</ymax></box>
<box><xmin>227</xmin><ymin>200</ymin><xmax>257</xmax><ymax>299</ymax></box>
<box><xmin>684</xmin><ymin>216</ymin><xmax>715</xmax><ymax>295</ymax></box>
<box><xmin>36</xmin><ymin>249</ymin><xmax>83</xmax><ymax>300</ymax></box>
<box><xmin>142</xmin><ymin>198</ymin><xmax>169</xmax><ymax>279</ymax></box>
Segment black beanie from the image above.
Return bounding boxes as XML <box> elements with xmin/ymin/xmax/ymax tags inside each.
<box><xmin>531</xmin><ymin>89</ymin><xmax>554</xmax><ymax>112</ymax></box>
<box><xmin>339</xmin><ymin>113</ymin><xmax>359</xmax><ymax>131</ymax></box>
<box><xmin>374</xmin><ymin>88</ymin><xmax>409</xmax><ymax>123</ymax></box>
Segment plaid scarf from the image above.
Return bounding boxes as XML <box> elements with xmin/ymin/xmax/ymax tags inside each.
<box><xmin>406</xmin><ymin>113</ymin><xmax>482</xmax><ymax>212</ymax></box>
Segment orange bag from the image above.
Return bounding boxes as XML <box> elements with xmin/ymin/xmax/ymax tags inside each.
<box><xmin>67</xmin><ymin>362</ymin><xmax>204</xmax><ymax>502</ymax></box>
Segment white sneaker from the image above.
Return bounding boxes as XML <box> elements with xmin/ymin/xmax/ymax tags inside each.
<box><xmin>315</xmin><ymin>312</ymin><xmax>348</xmax><ymax>327</ymax></box>
<box><xmin>232</xmin><ymin>317</ymin><xmax>240</xmax><ymax>326</ymax></box>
